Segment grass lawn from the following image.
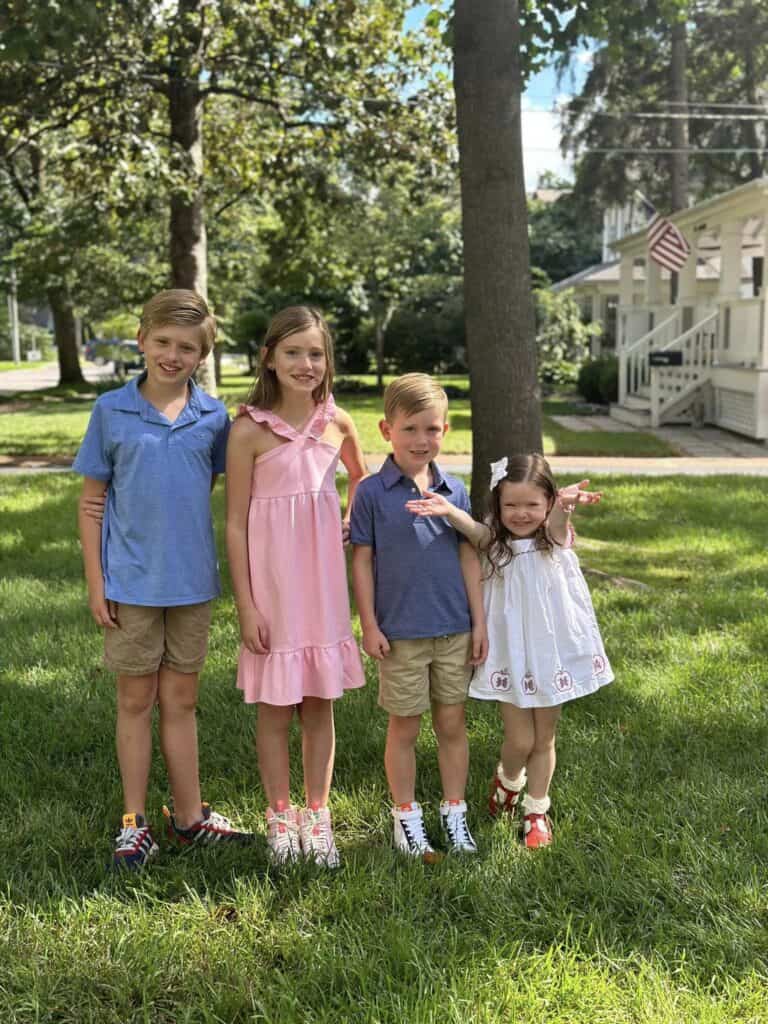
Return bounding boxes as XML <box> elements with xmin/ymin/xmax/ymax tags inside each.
<box><xmin>2</xmin><ymin>473</ymin><xmax>768</xmax><ymax>1021</ymax></box>
<box><xmin>0</xmin><ymin>370</ymin><xmax>675</xmax><ymax>459</ymax></box>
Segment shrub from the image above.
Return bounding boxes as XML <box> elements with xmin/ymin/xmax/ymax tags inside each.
<box><xmin>577</xmin><ymin>355</ymin><xmax>618</xmax><ymax>405</ymax></box>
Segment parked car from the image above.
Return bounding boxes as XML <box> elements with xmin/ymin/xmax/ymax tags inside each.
<box><xmin>85</xmin><ymin>338</ymin><xmax>119</xmax><ymax>364</ymax></box>
<box><xmin>114</xmin><ymin>341</ymin><xmax>144</xmax><ymax>377</ymax></box>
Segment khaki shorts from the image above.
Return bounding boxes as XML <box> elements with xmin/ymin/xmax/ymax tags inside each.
<box><xmin>378</xmin><ymin>632</ymin><xmax>472</xmax><ymax>717</ymax></box>
<box><xmin>104</xmin><ymin>601</ymin><xmax>213</xmax><ymax>675</ymax></box>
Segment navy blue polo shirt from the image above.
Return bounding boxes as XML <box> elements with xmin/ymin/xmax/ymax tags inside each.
<box><xmin>72</xmin><ymin>373</ymin><xmax>230</xmax><ymax>607</ymax></box>
<box><xmin>350</xmin><ymin>455</ymin><xmax>472</xmax><ymax>640</ymax></box>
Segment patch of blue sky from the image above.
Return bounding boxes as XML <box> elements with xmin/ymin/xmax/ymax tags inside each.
<box><xmin>404</xmin><ymin>3</ymin><xmax>595</xmax><ymax>190</ymax></box>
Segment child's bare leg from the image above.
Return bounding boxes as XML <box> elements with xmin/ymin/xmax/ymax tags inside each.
<box><xmin>157</xmin><ymin>666</ymin><xmax>202</xmax><ymax>828</ymax></box>
<box><xmin>526</xmin><ymin>707</ymin><xmax>561</xmax><ymax>800</ymax></box>
<box><xmin>499</xmin><ymin>703</ymin><xmax>535</xmax><ymax>779</ymax></box>
<box><xmin>256</xmin><ymin>703</ymin><xmax>295</xmax><ymax>807</ymax></box>
<box><xmin>116</xmin><ymin>672</ymin><xmax>158</xmax><ymax>817</ymax></box>
<box><xmin>298</xmin><ymin>697</ymin><xmax>335</xmax><ymax>806</ymax></box>
<box><xmin>385</xmin><ymin>714</ymin><xmax>421</xmax><ymax>804</ymax></box>
<box><xmin>431</xmin><ymin>702</ymin><xmax>468</xmax><ymax>802</ymax></box>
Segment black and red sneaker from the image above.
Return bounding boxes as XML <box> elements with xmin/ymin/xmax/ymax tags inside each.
<box><xmin>163</xmin><ymin>803</ymin><xmax>254</xmax><ymax>845</ymax></box>
<box><xmin>112</xmin><ymin>813</ymin><xmax>159</xmax><ymax>870</ymax></box>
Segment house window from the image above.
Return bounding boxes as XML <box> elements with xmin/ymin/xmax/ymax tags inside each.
<box><xmin>603</xmin><ymin>295</ymin><xmax>618</xmax><ymax>348</ymax></box>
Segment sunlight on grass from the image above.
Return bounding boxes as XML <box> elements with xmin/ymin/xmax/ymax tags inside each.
<box><xmin>2</xmin><ymin>472</ymin><xmax>768</xmax><ymax>1020</ymax></box>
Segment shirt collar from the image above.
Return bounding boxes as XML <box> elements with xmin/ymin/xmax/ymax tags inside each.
<box><xmin>107</xmin><ymin>372</ymin><xmax>218</xmax><ymax>422</ymax></box>
<box><xmin>380</xmin><ymin>454</ymin><xmax>452</xmax><ymax>493</ymax></box>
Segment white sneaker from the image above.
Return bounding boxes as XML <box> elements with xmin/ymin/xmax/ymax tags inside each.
<box><xmin>265</xmin><ymin>805</ymin><xmax>301</xmax><ymax>864</ymax></box>
<box><xmin>392</xmin><ymin>802</ymin><xmax>440</xmax><ymax>861</ymax></box>
<box><xmin>299</xmin><ymin>806</ymin><xmax>340</xmax><ymax>868</ymax></box>
<box><xmin>440</xmin><ymin>799</ymin><xmax>478</xmax><ymax>854</ymax></box>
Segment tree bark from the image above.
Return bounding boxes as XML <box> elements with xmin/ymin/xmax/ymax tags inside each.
<box><xmin>374</xmin><ymin>301</ymin><xmax>394</xmax><ymax>391</ymax></box>
<box><xmin>453</xmin><ymin>0</ymin><xmax>541</xmax><ymax>511</ymax></box>
<box><xmin>167</xmin><ymin>0</ymin><xmax>216</xmax><ymax>394</ymax></box>
<box><xmin>48</xmin><ymin>285</ymin><xmax>85</xmax><ymax>386</ymax></box>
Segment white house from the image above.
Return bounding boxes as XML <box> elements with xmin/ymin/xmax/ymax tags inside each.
<box><xmin>554</xmin><ymin>177</ymin><xmax>768</xmax><ymax>439</ymax></box>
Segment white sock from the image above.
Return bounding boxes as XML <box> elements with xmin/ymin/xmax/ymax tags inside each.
<box><xmin>522</xmin><ymin>793</ymin><xmax>550</xmax><ymax>815</ymax></box>
<box><xmin>497</xmin><ymin>763</ymin><xmax>526</xmax><ymax>791</ymax></box>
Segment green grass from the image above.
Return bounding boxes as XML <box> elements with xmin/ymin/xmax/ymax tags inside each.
<box><xmin>0</xmin><ymin>372</ymin><xmax>676</xmax><ymax>459</ymax></box>
<box><xmin>2</xmin><ymin>473</ymin><xmax>768</xmax><ymax>1021</ymax></box>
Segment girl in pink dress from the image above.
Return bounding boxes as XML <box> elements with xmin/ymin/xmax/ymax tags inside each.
<box><xmin>226</xmin><ymin>306</ymin><xmax>366</xmax><ymax>867</ymax></box>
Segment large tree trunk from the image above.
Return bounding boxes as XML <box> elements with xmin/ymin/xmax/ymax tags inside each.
<box><xmin>168</xmin><ymin>0</ymin><xmax>216</xmax><ymax>394</ymax></box>
<box><xmin>374</xmin><ymin>301</ymin><xmax>394</xmax><ymax>391</ymax></box>
<box><xmin>48</xmin><ymin>285</ymin><xmax>85</xmax><ymax>386</ymax></box>
<box><xmin>453</xmin><ymin>0</ymin><xmax>541</xmax><ymax>511</ymax></box>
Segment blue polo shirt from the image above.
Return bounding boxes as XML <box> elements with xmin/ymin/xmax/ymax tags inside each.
<box><xmin>72</xmin><ymin>373</ymin><xmax>230</xmax><ymax>607</ymax></box>
<box><xmin>350</xmin><ymin>455</ymin><xmax>472</xmax><ymax>640</ymax></box>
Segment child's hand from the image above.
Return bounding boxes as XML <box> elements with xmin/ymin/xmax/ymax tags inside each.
<box><xmin>239</xmin><ymin>606</ymin><xmax>269</xmax><ymax>655</ymax></box>
<box><xmin>341</xmin><ymin>519</ymin><xmax>351</xmax><ymax>546</ymax></box>
<box><xmin>557</xmin><ymin>479</ymin><xmax>602</xmax><ymax>514</ymax></box>
<box><xmin>82</xmin><ymin>489</ymin><xmax>108</xmax><ymax>522</ymax></box>
<box><xmin>88</xmin><ymin>586</ymin><xmax>118</xmax><ymax>629</ymax></box>
<box><xmin>404</xmin><ymin>490</ymin><xmax>454</xmax><ymax>518</ymax></box>
<box><xmin>469</xmin><ymin>623</ymin><xmax>488</xmax><ymax>666</ymax></box>
<box><xmin>362</xmin><ymin>624</ymin><xmax>391</xmax><ymax>660</ymax></box>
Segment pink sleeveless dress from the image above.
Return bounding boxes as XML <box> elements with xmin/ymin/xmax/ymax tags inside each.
<box><xmin>236</xmin><ymin>395</ymin><xmax>365</xmax><ymax>705</ymax></box>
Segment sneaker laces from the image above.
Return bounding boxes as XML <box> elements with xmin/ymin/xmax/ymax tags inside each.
<box><xmin>115</xmin><ymin>825</ymin><xmax>143</xmax><ymax>852</ymax></box>
<box><xmin>442</xmin><ymin>807</ymin><xmax>476</xmax><ymax>850</ymax></box>
<box><xmin>398</xmin><ymin>808</ymin><xmax>430</xmax><ymax>851</ymax></box>
<box><xmin>267</xmin><ymin>810</ymin><xmax>299</xmax><ymax>857</ymax></box>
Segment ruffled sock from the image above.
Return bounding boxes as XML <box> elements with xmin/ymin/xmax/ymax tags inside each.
<box><xmin>522</xmin><ymin>793</ymin><xmax>551</xmax><ymax>815</ymax></box>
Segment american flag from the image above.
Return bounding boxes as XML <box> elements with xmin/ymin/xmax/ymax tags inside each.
<box><xmin>636</xmin><ymin>194</ymin><xmax>691</xmax><ymax>272</ymax></box>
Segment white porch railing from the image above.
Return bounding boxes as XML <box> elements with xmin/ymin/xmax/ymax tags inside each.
<box><xmin>649</xmin><ymin>310</ymin><xmax>719</xmax><ymax>426</ymax></box>
<box><xmin>618</xmin><ymin>311</ymin><xmax>680</xmax><ymax>404</ymax></box>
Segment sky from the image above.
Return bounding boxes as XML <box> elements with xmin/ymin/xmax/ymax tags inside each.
<box><xmin>406</xmin><ymin>5</ymin><xmax>592</xmax><ymax>191</ymax></box>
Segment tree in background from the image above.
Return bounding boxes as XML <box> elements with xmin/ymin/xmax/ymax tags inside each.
<box><xmin>0</xmin><ymin>0</ymin><xmax>449</xmax><ymax>392</ymax></box>
<box><xmin>561</xmin><ymin>0</ymin><xmax>768</xmax><ymax>207</ymax></box>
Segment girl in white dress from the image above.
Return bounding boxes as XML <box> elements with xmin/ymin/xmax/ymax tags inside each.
<box><xmin>405</xmin><ymin>453</ymin><xmax>612</xmax><ymax>849</ymax></box>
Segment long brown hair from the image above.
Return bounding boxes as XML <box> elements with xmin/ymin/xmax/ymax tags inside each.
<box><xmin>246</xmin><ymin>305</ymin><xmax>334</xmax><ymax>409</ymax></box>
<box><xmin>484</xmin><ymin>453</ymin><xmax>559</xmax><ymax>576</ymax></box>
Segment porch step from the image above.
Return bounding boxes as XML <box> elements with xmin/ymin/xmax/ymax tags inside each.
<box><xmin>609</xmin><ymin>402</ymin><xmax>652</xmax><ymax>428</ymax></box>
<box><xmin>623</xmin><ymin>394</ymin><xmax>651</xmax><ymax>412</ymax></box>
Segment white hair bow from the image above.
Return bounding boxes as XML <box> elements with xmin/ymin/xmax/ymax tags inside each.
<box><xmin>489</xmin><ymin>456</ymin><xmax>508</xmax><ymax>490</ymax></box>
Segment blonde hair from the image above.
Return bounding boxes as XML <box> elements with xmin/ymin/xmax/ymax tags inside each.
<box><xmin>383</xmin><ymin>372</ymin><xmax>448</xmax><ymax>422</ymax></box>
<box><xmin>246</xmin><ymin>306</ymin><xmax>334</xmax><ymax>409</ymax></box>
<box><xmin>139</xmin><ymin>289</ymin><xmax>216</xmax><ymax>357</ymax></box>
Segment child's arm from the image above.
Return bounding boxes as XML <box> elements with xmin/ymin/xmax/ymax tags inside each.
<box><xmin>335</xmin><ymin>406</ymin><xmax>367</xmax><ymax>544</ymax></box>
<box><xmin>458</xmin><ymin>543</ymin><xmax>488</xmax><ymax>666</ymax></box>
<box><xmin>351</xmin><ymin>545</ymin><xmax>390</xmax><ymax>660</ymax></box>
<box><xmin>225</xmin><ymin>418</ymin><xmax>269</xmax><ymax>654</ymax></box>
<box><xmin>78</xmin><ymin>477</ymin><xmax>117</xmax><ymax>628</ymax></box>
<box><xmin>404</xmin><ymin>490</ymin><xmax>491</xmax><ymax>548</ymax></box>
<box><xmin>547</xmin><ymin>479</ymin><xmax>602</xmax><ymax>546</ymax></box>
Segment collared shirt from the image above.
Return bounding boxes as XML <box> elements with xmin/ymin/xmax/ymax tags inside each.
<box><xmin>72</xmin><ymin>373</ymin><xmax>230</xmax><ymax>607</ymax></box>
<box><xmin>350</xmin><ymin>454</ymin><xmax>472</xmax><ymax>640</ymax></box>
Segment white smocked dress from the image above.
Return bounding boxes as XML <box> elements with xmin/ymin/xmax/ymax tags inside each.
<box><xmin>469</xmin><ymin>529</ymin><xmax>613</xmax><ymax>708</ymax></box>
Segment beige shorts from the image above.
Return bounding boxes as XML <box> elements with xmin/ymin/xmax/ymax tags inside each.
<box><xmin>378</xmin><ymin>632</ymin><xmax>472</xmax><ymax>717</ymax></box>
<box><xmin>104</xmin><ymin>601</ymin><xmax>213</xmax><ymax>676</ymax></box>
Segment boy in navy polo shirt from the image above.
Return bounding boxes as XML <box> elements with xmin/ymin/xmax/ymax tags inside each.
<box><xmin>351</xmin><ymin>373</ymin><xmax>487</xmax><ymax>858</ymax></box>
<box><xmin>74</xmin><ymin>289</ymin><xmax>251</xmax><ymax>868</ymax></box>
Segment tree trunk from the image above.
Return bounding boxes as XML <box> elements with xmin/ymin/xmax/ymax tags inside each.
<box><xmin>453</xmin><ymin>0</ymin><xmax>541</xmax><ymax>511</ymax></box>
<box><xmin>168</xmin><ymin>0</ymin><xmax>216</xmax><ymax>395</ymax></box>
<box><xmin>374</xmin><ymin>301</ymin><xmax>394</xmax><ymax>391</ymax></box>
<box><xmin>48</xmin><ymin>285</ymin><xmax>85</xmax><ymax>386</ymax></box>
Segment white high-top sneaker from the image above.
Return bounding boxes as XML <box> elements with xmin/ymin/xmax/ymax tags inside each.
<box><xmin>392</xmin><ymin>802</ymin><xmax>440</xmax><ymax>862</ymax></box>
<box><xmin>439</xmin><ymin>799</ymin><xmax>478</xmax><ymax>854</ymax></box>
<box><xmin>265</xmin><ymin>804</ymin><xmax>301</xmax><ymax>864</ymax></box>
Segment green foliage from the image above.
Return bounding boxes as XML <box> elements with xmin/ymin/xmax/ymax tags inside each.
<box><xmin>535</xmin><ymin>288</ymin><xmax>601</xmax><ymax>394</ymax></box>
<box><xmin>528</xmin><ymin>189</ymin><xmax>602</xmax><ymax>283</ymax></box>
<box><xmin>577</xmin><ymin>355</ymin><xmax>619</xmax><ymax>405</ymax></box>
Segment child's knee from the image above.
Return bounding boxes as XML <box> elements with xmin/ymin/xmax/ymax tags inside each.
<box><xmin>116</xmin><ymin>676</ymin><xmax>158</xmax><ymax>717</ymax></box>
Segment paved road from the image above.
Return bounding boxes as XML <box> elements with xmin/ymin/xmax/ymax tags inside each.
<box><xmin>0</xmin><ymin>361</ymin><xmax>116</xmax><ymax>393</ymax></box>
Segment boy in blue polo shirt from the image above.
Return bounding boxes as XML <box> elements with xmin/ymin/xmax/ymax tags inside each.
<box><xmin>351</xmin><ymin>373</ymin><xmax>487</xmax><ymax>858</ymax></box>
<box><xmin>74</xmin><ymin>289</ymin><xmax>251</xmax><ymax>868</ymax></box>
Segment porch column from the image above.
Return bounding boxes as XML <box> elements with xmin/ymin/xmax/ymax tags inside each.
<box><xmin>645</xmin><ymin>256</ymin><xmax>664</xmax><ymax>307</ymax></box>
<box><xmin>677</xmin><ymin>234</ymin><xmax>698</xmax><ymax>306</ymax></box>
<box><xmin>717</xmin><ymin>219</ymin><xmax>743</xmax><ymax>301</ymax></box>
<box><xmin>617</xmin><ymin>252</ymin><xmax>635</xmax><ymax>404</ymax></box>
